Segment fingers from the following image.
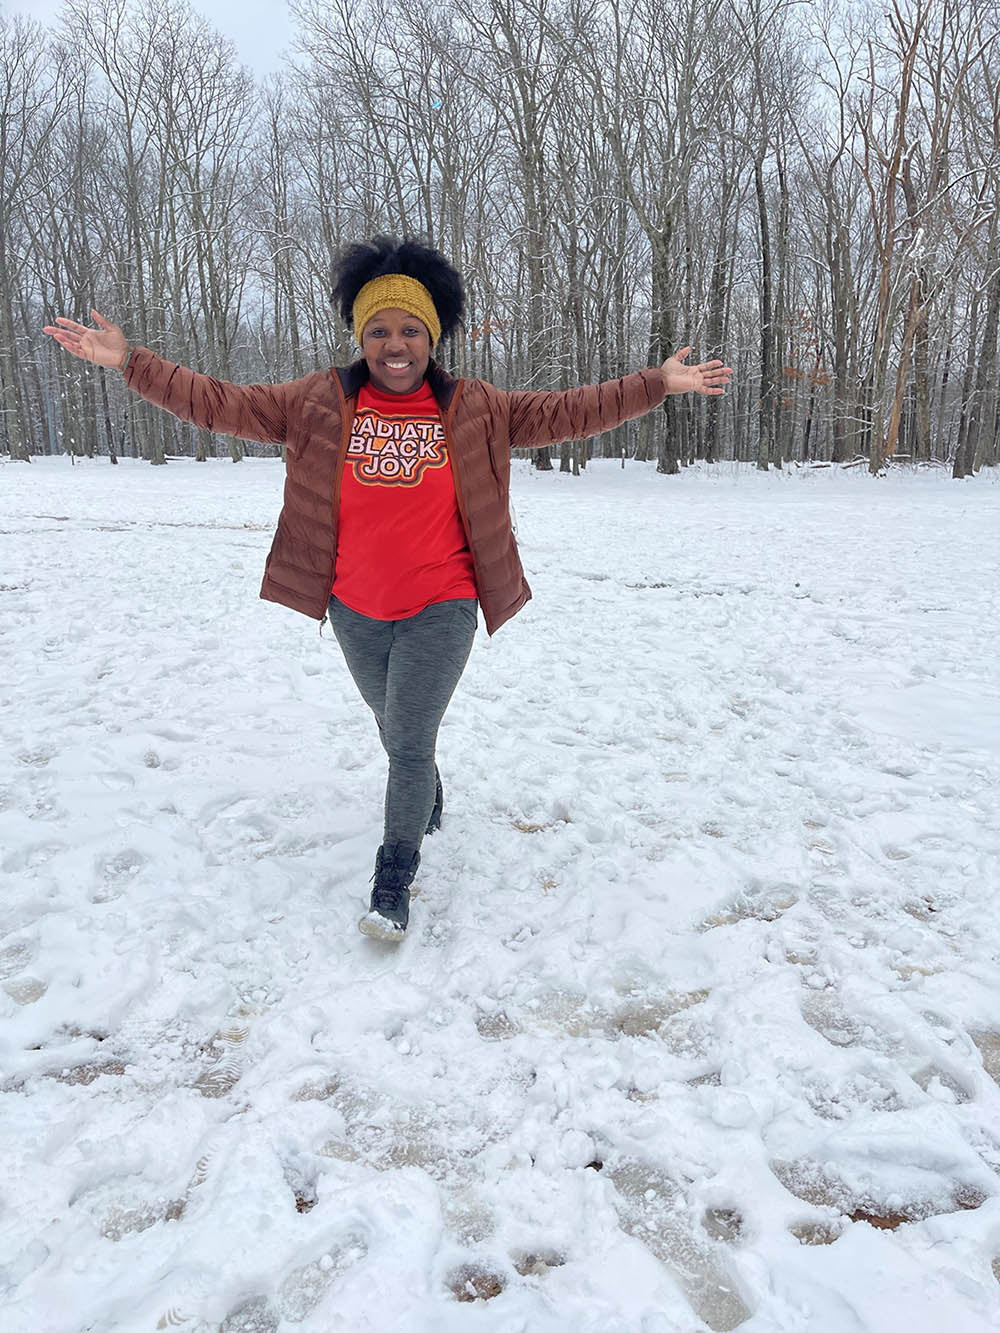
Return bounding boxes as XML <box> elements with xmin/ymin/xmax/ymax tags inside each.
<box><xmin>51</xmin><ymin>316</ymin><xmax>91</xmax><ymax>335</ymax></box>
<box><xmin>675</xmin><ymin>351</ymin><xmax>733</xmax><ymax>378</ymax></box>
<box><xmin>695</xmin><ymin>363</ymin><xmax>733</xmax><ymax>396</ymax></box>
<box><xmin>44</xmin><ymin>313</ymin><xmax>118</xmax><ymax>336</ymax></box>
<box><xmin>42</xmin><ymin>326</ymin><xmax>78</xmax><ymax>344</ymax></box>
<box><xmin>42</xmin><ymin>329</ymin><xmax>89</xmax><ymax>360</ymax></box>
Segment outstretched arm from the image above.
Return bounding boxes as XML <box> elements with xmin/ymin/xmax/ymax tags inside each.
<box><xmin>506</xmin><ymin>348</ymin><xmax>734</xmax><ymax>451</ymax></box>
<box><xmin>43</xmin><ymin>309</ymin><xmax>293</xmax><ymax>446</ymax></box>
<box><xmin>507</xmin><ymin>367</ymin><xmax>667</xmax><ymax>450</ymax></box>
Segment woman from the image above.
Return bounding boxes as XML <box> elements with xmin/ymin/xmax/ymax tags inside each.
<box><xmin>44</xmin><ymin>236</ymin><xmax>732</xmax><ymax>942</ymax></box>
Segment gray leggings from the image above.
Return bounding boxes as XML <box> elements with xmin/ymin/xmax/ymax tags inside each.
<box><xmin>327</xmin><ymin>595</ymin><xmax>478</xmax><ymax>849</ymax></box>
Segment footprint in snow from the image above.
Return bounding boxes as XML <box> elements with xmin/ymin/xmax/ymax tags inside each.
<box><xmin>276</xmin><ymin>1233</ymin><xmax>369</xmax><ymax>1322</ymax></box>
<box><xmin>191</xmin><ymin>1023</ymin><xmax>250</xmax><ymax>1099</ymax></box>
<box><xmin>802</xmin><ymin>1069</ymin><xmax>903</xmax><ymax>1119</ymax></box>
<box><xmin>219</xmin><ymin>1295</ymin><xmax>279</xmax><ymax>1332</ymax></box>
<box><xmin>3</xmin><ymin>841</ymin><xmax>65</xmax><ymax>873</ymax></box>
<box><xmin>612</xmin><ymin>989</ymin><xmax>710</xmax><ymax>1037</ymax></box>
<box><xmin>294</xmin><ymin>1075</ymin><xmax>459</xmax><ymax>1179</ymax></box>
<box><xmin>17</xmin><ymin>746</ymin><xmax>56</xmax><ymax>768</ymax></box>
<box><xmin>3</xmin><ymin>976</ymin><xmax>47</xmax><ymax>1005</ymax></box>
<box><xmin>698</xmin><ymin>882</ymin><xmax>798</xmax><ymax>931</ymax></box>
<box><xmin>971</xmin><ymin>1030</ymin><xmax>1000</xmax><ymax>1084</ymax></box>
<box><xmin>47</xmin><ymin>1058</ymin><xmax>127</xmax><ymax>1085</ymax></box>
<box><xmin>0</xmin><ymin>937</ymin><xmax>38</xmax><ymax>979</ymax></box>
<box><xmin>606</xmin><ymin>1158</ymin><xmax>752</xmax><ymax>1332</ymax></box>
<box><xmin>68</xmin><ymin>1178</ymin><xmax>186</xmax><ymax>1243</ymax></box>
<box><xmin>478</xmin><ymin>987</ymin><xmax>713</xmax><ymax>1052</ymax></box>
<box><xmin>92</xmin><ymin>847</ymin><xmax>146</xmax><ymax>902</ymax></box>
<box><xmin>912</xmin><ymin>1064</ymin><xmax>973</xmax><ymax>1104</ymax></box>
<box><xmin>771</xmin><ymin>1157</ymin><xmax>988</xmax><ymax>1230</ymax></box>
<box><xmin>475</xmin><ymin>1010</ymin><xmax>519</xmax><ymax>1041</ymax></box>
<box><xmin>446</xmin><ymin>1263</ymin><xmax>508</xmax><ymax>1302</ymax></box>
<box><xmin>799</xmin><ymin>992</ymin><xmax>868</xmax><ymax>1048</ymax></box>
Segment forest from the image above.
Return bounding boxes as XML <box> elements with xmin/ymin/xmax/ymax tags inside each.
<box><xmin>1</xmin><ymin>0</ymin><xmax>997</xmax><ymax>476</ymax></box>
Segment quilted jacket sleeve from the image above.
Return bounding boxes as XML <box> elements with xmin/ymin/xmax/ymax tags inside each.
<box><xmin>123</xmin><ymin>347</ymin><xmax>300</xmax><ymax>448</ymax></box>
<box><xmin>505</xmin><ymin>368</ymin><xmax>667</xmax><ymax>450</ymax></box>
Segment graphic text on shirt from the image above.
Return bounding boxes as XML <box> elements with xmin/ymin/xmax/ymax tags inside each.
<box><xmin>347</xmin><ymin>410</ymin><xmax>447</xmax><ymax>485</ymax></box>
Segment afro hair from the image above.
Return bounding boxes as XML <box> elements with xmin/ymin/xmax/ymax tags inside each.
<box><xmin>330</xmin><ymin>235</ymin><xmax>465</xmax><ymax>343</ymax></box>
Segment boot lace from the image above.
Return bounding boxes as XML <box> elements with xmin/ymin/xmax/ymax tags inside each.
<box><xmin>370</xmin><ymin>850</ymin><xmax>415</xmax><ymax>917</ymax></box>
<box><xmin>371</xmin><ymin>879</ymin><xmax>406</xmax><ymax>915</ymax></box>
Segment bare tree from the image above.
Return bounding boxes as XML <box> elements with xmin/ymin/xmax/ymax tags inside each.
<box><xmin>0</xmin><ymin>14</ymin><xmax>70</xmax><ymax>460</ymax></box>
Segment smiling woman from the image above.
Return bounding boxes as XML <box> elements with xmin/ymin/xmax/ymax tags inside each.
<box><xmin>42</xmin><ymin>232</ymin><xmax>731</xmax><ymax>942</ymax></box>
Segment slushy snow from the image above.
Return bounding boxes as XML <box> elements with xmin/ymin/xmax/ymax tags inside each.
<box><xmin>1</xmin><ymin>455</ymin><xmax>999</xmax><ymax>1332</ymax></box>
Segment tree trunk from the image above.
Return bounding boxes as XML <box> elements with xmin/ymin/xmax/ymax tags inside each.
<box><xmin>958</xmin><ymin>233</ymin><xmax>1000</xmax><ymax>477</ymax></box>
<box><xmin>754</xmin><ymin>156</ymin><xmax>773</xmax><ymax>471</ymax></box>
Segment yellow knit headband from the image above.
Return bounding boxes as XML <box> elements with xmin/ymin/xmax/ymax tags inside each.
<box><xmin>352</xmin><ymin>275</ymin><xmax>441</xmax><ymax>347</ymax></box>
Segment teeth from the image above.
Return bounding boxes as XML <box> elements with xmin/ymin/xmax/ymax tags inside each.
<box><xmin>385</xmin><ymin>361</ymin><xmax>410</xmax><ymax>368</ymax></box>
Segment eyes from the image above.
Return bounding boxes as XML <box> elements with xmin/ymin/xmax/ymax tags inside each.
<box><xmin>366</xmin><ymin>325</ymin><xmax>424</xmax><ymax>341</ymax></box>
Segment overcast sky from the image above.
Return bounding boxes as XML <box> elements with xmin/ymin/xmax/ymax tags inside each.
<box><xmin>9</xmin><ymin>0</ymin><xmax>293</xmax><ymax>78</ymax></box>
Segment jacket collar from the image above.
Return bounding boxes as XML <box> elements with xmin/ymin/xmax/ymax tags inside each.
<box><xmin>335</xmin><ymin>358</ymin><xmax>460</xmax><ymax>411</ymax></box>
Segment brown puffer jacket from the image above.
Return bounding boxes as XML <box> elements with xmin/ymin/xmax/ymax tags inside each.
<box><xmin>124</xmin><ymin>351</ymin><xmax>667</xmax><ymax>634</ymax></box>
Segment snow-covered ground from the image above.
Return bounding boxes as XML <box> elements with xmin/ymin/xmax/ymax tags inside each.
<box><xmin>2</xmin><ymin>455</ymin><xmax>999</xmax><ymax>1333</ymax></box>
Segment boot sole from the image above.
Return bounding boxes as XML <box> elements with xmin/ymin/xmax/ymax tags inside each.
<box><xmin>358</xmin><ymin>911</ymin><xmax>407</xmax><ymax>942</ymax></box>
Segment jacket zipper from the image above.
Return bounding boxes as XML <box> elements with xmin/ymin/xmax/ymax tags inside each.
<box><xmin>443</xmin><ymin>381</ymin><xmax>481</xmax><ymax>591</ymax></box>
<box><xmin>328</xmin><ymin>371</ymin><xmax>355</xmax><ymax>611</ymax></box>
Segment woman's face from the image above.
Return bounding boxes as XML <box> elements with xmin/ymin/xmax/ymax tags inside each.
<box><xmin>361</xmin><ymin>307</ymin><xmax>432</xmax><ymax>394</ymax></box>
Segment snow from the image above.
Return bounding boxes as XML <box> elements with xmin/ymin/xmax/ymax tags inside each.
<box><xmin>1</xmin><ymin>454</ymin><xmax>999</xmax><ymax>1332</ymax></box>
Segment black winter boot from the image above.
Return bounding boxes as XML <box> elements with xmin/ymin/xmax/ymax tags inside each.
<box><xmin>358</xmin><ymin>843</ymin><xmax>420</xmax><ymax>941</ymax></box>
<box><xmin>425</xmin><ymin>768</ymin><xmax>443</xmax><ymax>835</ymax></box>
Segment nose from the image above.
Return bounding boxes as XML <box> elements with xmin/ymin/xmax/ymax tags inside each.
<box><xmin>384</xmin><ymin>330</ymin><xmax>407</xmax><ymax>352</ymax></box>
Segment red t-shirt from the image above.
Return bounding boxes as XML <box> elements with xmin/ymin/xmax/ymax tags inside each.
<box><xmin>331</xmin><ymin>378</ymin><xmax>478</xmax><ymax>620</ymax></box>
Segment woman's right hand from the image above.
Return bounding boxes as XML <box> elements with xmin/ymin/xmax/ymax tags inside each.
<box><xmin>42</xmin><ymin>310</ymin><xmax>129</xmax><ymax>370</ymax></box>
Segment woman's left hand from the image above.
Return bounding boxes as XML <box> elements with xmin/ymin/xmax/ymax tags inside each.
<box><xmin>661</xmin><ymin>348</ymin><xmax>732</xmax><ymax>396</ymax></box>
